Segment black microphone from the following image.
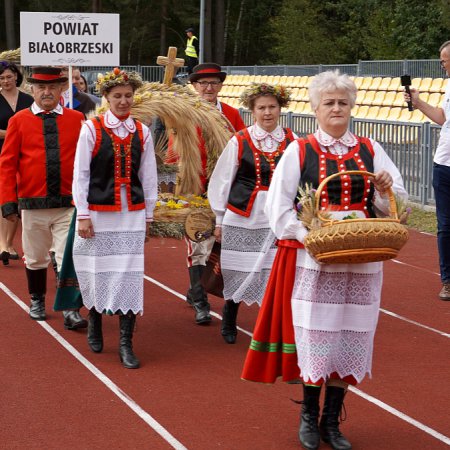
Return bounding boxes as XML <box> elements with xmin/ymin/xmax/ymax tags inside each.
<box><xmin>400</xmin><ymin>75</ymin><xmax>414</xmax><ymax>111</ymax></box>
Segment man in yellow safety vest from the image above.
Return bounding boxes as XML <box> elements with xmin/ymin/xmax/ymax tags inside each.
<box><xmin>185</xmin><ymin>27</ymin><xmax>199</xmax><ymax>74</ymax></box>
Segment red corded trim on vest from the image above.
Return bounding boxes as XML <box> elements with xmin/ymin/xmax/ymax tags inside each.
<box><xmin>227</xmin><ymin>128</ymin><xmax>293</xmax><ymax>217</ymax></box>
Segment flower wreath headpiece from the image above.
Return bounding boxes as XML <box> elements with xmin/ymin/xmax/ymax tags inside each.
<box><xmin>96</xmin><ymin>67</ymin><xmax>143</xmax><ymax>95</ymax></box>
<box><xmin>240</xmin><ymin>82</ymin><xmax>291</xmax><ymax>109</ymax></box>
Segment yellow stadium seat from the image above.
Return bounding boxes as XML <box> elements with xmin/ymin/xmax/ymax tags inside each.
<box><xmin>397</xmin><ymin>108</ymin><xmax>412</xmax><ymax>122</ymax></box>
<box><xmin>410</xmin><ymin>109</ymin><xmax>425</xmax><ymax>122</ymax></box>
<box><xmin>378</xmin><ymin>77</ymin><xmax>392</xmax><ymax>91</ymax></box>
<box><xmin>429</xmin><ymin>78</ymin><xmax>444</xmax><ymax>93</ymax></box>
<box><xmin>369</xmin><ymin>77</ymin><xmax>382</xmax><ymax>90</ymax></box>
<box><xmin>428</xmin><ymin>92</ymin><xmax>442</xmax><ymax>107</ymax></box>
<box><xmin>306</xmin><ymin>76</ymin><xmax>315</xmax><ymax>88</ymax></box>
<box><xmin>297</xmin><ymin>87</ymin><xmax>308</xmax><ymax>102</ymax></box>
<box><xmin>287</xmin><ymin>76</ymin><xmax>297</xmax><ymax>87</ymax></box>
<box><xmin>297</xmin><ymin>76</ymin><xmax>308</xmax><ymax>88</ymax></box>
<box><xmin>291</xmin><ymin>87</ymin><xmax>300</xmax><ymax>100</ymax></box>
<box><xmin>288</xmin><ymin>101</ymin><xmax>298</xmax><ymax>112</ymax></box>
<box><xmin>356</xmin><ymin>90</ymin><xmax>367</xmax><ymax>105</ymax></box>
<box><xmin>351</xmin><ymin>105</ymin><xmax>359</xmax><ymax>117</ymax></box>
<box><xmin>353</xmin><ymin>77</ymin><xmax>364</xmax><ymax>89</ymax></box>
<box><xmin>241</xmin><ymin>75</ymin><xmax>251</xmax><ymax>85</ymax></box>
<box><xmin>366</xmin><ymin>106</ymin><xmax>380</xmax><ymax>119</ymax></box>
<box><xmin>359</xmin><ymin>77</ymin><xmax>373</xmax><ymax>90</ymax></box>
<box><xmin>291</xmin><ymin>76</ymin><xmax>302</xmax><ymax>87</ymax></box>
<box><xmin>411</xmin><ymin>78</ymin><xmax>422</xmax><ymax>90</ymax></box>
<box><xmin>419</xmin><ymin>92</ymin><xmax>429</xmax><ymax>103</ymax></box>
<box><xmin>295</xmin><ymin>102</ymin><xmax>305</xmax><ymax>113</ymax></box>
<box><xmin>377</xmin><ymin>106</ymin><xmax>391</xmax><ymax>120</ymax></box>
<box><xmin>223</xmin><ymin>75</ymin><xmax>233</xmax><ymax>85</ymax></box>
<box><xmin>442</xmin><ymin>78</ymin><xmax>448</xmax><ymax>92</ymax></box>
<box><xmin>279</xmin><ymin>75</ymin><xmax>289</xmax><ymax>85</ymax></box>
<box><xmin>361</xmin><ymin>90</ymin><xmax>376</xmax><ymax>105</ymax></box>
<box><xmin>387</xmin><ymin>107</ymin><xmax>402</xmax><ymax>120</ymax></box>
<box><xmin>371</xmin><ymin>91</ymin><xmax>386</xmax><ymax>106</ymax></box>
<box><xmin>382</xmin><ymin>91</ymin><xmax>397</xmax><ymax>106</ymax></box>
<box><xmin>393</xmin><ymin>92</ymin><xmax>407</xmax><ymax>107</ymax></box>
<box><xmin>260</xmin><ymin>75</ymin><xmax>269</xmax><ymax>83</ymax></box>
<box><xmin>388</xmin><ymin>77</ymin><xmax>401</xmax><ymax>91</ymax></box>
<box><xmin>419</xmin><ymin>78</ymin><xmax>433</xmax><ymax>92</ymax></box>
<box><xmin>355</xmin><ymin>105</ymin><xmax>369</xmax><ymax>118</ymax></box>
<box><xmin>272</xmin><ymin>75</ymin><xmax>281</xmax><ymax>84</ymax></box>
<box><xmin>302</xmin><ymin>102</ymin><xmax>313</xmax><ymax>114</ymax></box>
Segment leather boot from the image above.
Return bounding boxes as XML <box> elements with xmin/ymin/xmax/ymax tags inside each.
<box><xmin>87</xmin><ymin>308</ymin><xmax>103</xmax><ymax>353</ymax></box>
<box><xmin>26</xmin><ymin>268</ymin><xmax>47</xmax><ymax>321</ymax></box>
<box><xmin>299</xmin><ymin>384</ymin><xmax>321</xmax><ymax>450</ymax></box>
<box><xmin>319</xmin><ymin>386</ymin><xmax>352</xmax><ymax>450</ymax></box>
<box><xmin>63</xmin><ymin>310</ymin><xmax>88</xmax><ymax>330</ymax></box>
<box><xmin>188</xmin><ymin>265</ymin><xmax>211</xmax><ymax>324</ymax></box>
<box><xmin>30</xmin><ymin>294</ymin><xmax>46</xmax><ymax>321</ymax></box>
<box><xmin>119</xmin><ymin>313</ymin><xmax>140</xmax><ymax>369</ymax></box>
<box><xmin>221</xmin><ymin>300</ymin><xmax>240</xmax><ymax>344</ymax></box>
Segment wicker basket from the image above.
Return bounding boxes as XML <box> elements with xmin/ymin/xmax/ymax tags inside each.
<box><xmin>303</xmin><ymin>170</ymin><xmax>409</xmax><ymax>264</ymax></box>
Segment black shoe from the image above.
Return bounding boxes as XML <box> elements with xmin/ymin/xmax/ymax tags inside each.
<box><xmin>8</xmin><ymin>250</ymin><xmax>19</xmax><ymax>260</ymax></box>
<box><xmin>87</xmin><ymin>309</ymin><xmax>103</xmax><ymax>353</ymax></box>
<box><xmin>29</xmin><ymin>294</ymin><xmax>46</xmax><ymax>320</ymax></box>
<box><xmin>320</xmin><ymin>386</ymin><xmax>352</xmax><ymax>450</ymax></box>
<box><xmin>193</xmin><ymin>300</ymin><xmax>212</xmax><ymax>324</ymax></box>
<box><xmin>63</xmin><ymin>310</ymin><xmax>88</xmax><ymax>330</ymax></box>
<box><xmin>299</xmin><ymin>385</ymin><xmax>321</xmax><ymax>450</ymax></box>
<box><xmin>1</xmin><ymin>251</ymin><xmax>10</xmax><ymax>266</ymax></box>
<box><xmin>221</xmin><ymin>300</ymin><xmax>240</xmax><ymax>344</ymax></box>
<box><xmin>119</xmin><ymin>314</ymin><xmax>140</xmax><ymax>369</ymax></box>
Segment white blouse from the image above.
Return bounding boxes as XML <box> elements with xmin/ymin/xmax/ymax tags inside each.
<box><xmin>208</xmin><ymin>124</ymin><xmax>298</xmax><ymax>225</ymax></box>
<box><xmin>265</xmin><ymin>129</ymin><xmax>409</xmax><ymax>242</ymax></box>
<box><xmin>72</xmin><ymin>109</ymin><xmax>158</xmax><ymax>221</ymax></box>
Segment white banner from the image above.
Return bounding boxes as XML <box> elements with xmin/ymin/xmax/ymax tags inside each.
<box><xmin>20</xmin><ymin>12</ymin><xmax>120</xmax><ymax>66</ymax></box>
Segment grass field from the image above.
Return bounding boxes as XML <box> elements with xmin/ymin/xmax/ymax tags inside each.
<box><xmin>408</xmin><ymin>204</ymin><xmax>437</xmax><ymax>234</ymax></box>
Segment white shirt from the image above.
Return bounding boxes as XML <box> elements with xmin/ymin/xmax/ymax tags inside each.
<box><xmin>31</xmin><ymin>102</ymin><xmax>63</xmax><ymax>116</ymax></box>
<box><xmin>265</xmin><ymin>130</ymin><xmax>408</xmax><ymax>242</ymax></box>
<box><xmin>434</xmin><ymin>80</ymin><xmax>450</xmax><ymax>166</ymax></box>
<box><xmin>208</xmin><ymin>124</ymin><xmax>298</xmax><ymax>225</ymax></box>
<box><xmin>72</xmin><ymin>109</ymin><xmax>158</xmax><ymax>221</ymax></box>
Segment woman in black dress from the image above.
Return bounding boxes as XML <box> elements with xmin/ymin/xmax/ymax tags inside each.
<box><xmin>0</xmin><ymin>62</ymin><xmax>33</xmax><ymax>265</ymax></box>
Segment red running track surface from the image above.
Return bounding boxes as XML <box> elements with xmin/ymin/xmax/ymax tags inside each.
<box><xmin>0</xmin><ymin>229</ymin><xmax>449</xmax><ymax>449</ymax></box>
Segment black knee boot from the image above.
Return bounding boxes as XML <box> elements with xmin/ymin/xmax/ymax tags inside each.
<box><xmin>119</xmin><ymin>313</ymin><xmax>140</xmax><ymax>369</ymax></box>
<box><xmin>87</xmin><ymin>308</ymin><xmax>103</xmax><ymax>353</ymax></box>
<box><xmin>299</xmin><ymin>384</ymin><xmax>321</xmax><ymax>450</ymax></box>
<box><xmin>319</xmin><ymin>386</ymin><xmax>352</xmax><ymax>450</ymax></box>
<box><xmin>221</xmin><ymin>300</ymin><xmax>240</xmax><ymax>344</ymax></box>
<box><xmin>26</xmin><ymin>268</ymin><xmax>47</xmax><ymax>321</ymax></box>
<box><xmin>187</xmin><ymin>265</ymin><xmax>211</xmax><ymax>325</ymax></box>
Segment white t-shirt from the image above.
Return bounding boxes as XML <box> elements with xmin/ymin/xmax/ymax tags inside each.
<box><xmin>434</xmin><ymin>80</ymin><xmax>450</xmax><ymax>166</ymax></box>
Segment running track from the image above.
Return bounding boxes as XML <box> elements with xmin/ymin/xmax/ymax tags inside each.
<box><xmin>1</xmin><ymin>229</ymin><xmax>449</xmax><ymax>449</ymax></box>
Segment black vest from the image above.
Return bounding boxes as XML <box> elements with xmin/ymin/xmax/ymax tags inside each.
<box><xmin>227</xmin><ymin>128</ymin><xmax>295</xmax><ymax>217</ymax></box>
<box><xmin>87</xmin><ymin>117</ymin><xmax>144</xmax><ymax>208</ymax></box>
<box><xmin>299</xmin><ymin>135</ymin><xmax>376</xmax><ymax>217</ymax></box>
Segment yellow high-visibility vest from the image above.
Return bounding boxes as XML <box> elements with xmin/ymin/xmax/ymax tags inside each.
<box><xmin>185</xmin><ymin>36</ymin><xmax>198</xmax><ymax>58</ymax></box>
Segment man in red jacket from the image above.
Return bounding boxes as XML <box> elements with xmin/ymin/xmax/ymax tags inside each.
<box><xmin>184</xmin><ymin>63</ymin><xmax>246</xmax><ymax>325</ymax></box>
<box><xmin>0</xmin><ymin>66</ymin><xmax>87</xmax><ymax>329</ymax></box>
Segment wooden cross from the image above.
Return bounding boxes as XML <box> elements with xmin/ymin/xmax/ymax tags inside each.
<box><xmin>156</xmin><ymin>47</ymin><xmax>185</xmax><ymax>86</ymax></box>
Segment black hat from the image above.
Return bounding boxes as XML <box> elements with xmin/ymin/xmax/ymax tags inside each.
<box><xmin>185</xmin><ymin>27</ymin><xmax>195</xmax><ymax>33</ymax></box>
<box><xmin>27</xmin><ymin>66</ymin><xmax>68</xmax><ymax>84</ymax></box>
<box><xmin>189</xmin><ymin>63</ymin><xmax>227</xmax><ymax>83</ymax></box>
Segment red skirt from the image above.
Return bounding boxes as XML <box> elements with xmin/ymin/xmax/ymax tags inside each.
<box><xmin>241</xmin><ymin>239</ymin><xmax>302</xmax><ymax>383</ymax></box>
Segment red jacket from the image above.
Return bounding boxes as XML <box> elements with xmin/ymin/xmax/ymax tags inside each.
<box><xmin>0</xmin><ymin>107</ymin><xmax>84</xmax><ymax>216</ymax></box>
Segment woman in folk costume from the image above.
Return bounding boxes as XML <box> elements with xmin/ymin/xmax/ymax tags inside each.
<box><xmin>72</xmin><ymin>68</ymin><xmax>158</xmax><ymax>369</ymax></box>
<box><xmin>208</xmin><ymin>83</ymin><xmax>297</xmax><ymax>344</ymax></box>
<box><xmin>241</xmin><ymin>71</ymin><xmax>408</xmax><ymax>450</ymax></box>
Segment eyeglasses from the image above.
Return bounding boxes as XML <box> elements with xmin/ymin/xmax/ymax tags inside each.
<box><xmin>194</xmin><ymin>81</ymin><xmax>222</xmax><ymax>87</ymax></box>
<box><xmin>440</xmin><ymin>59</ymin><xmax>449</xmax><ymax>68</ymax></box>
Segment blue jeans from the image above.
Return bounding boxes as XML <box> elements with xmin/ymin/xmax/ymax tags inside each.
<box><xmin>433</xmin><ymin>163</ymin><xmax>450</xmax><ymax>283</ymax></box>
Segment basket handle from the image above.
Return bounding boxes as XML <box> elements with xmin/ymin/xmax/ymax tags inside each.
<box><xmin>314</xmin><ymin>170</ymin><xmax>398</xmax><ymax>224</ymax></box>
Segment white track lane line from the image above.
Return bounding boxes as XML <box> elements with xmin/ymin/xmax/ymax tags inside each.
<box><xmin>348</xmin><ymin>387</ymin><xmax>450</xmax><ymax>446</ymax></box>
<box><xmin>144</xmin><ymin>275</ymin><xmax>450</xmax><ymax>446</ymax></box>
<box><xmin>390</xmin><ymin>258</ymin><xmax>441</xmax><ymax>277</ymax></box>
<box><xmin>0</xmin><ymin>282</ymin><xmax>188</xmax><ymax>450</ymax></box>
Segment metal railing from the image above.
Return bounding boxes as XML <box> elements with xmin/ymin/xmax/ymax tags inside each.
<box><xmin>76</xmin><ymin>59</ymin><xmax>445</xmax><ymax>83</ymax></box>
<box><xmin>240</xmin><ymin>109</ymin><xmax>440</xmax><ymax>206</ymax></box>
